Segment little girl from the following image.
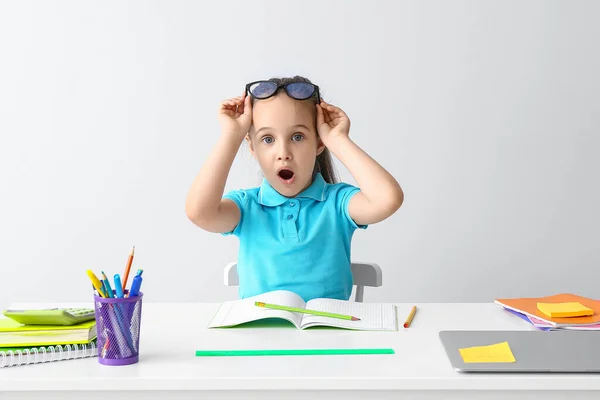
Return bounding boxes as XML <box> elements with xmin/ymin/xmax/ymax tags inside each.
<box><xmin>185</xmin><ymin>76</ymin><xmax>403</xmax><ymax>302</ymax></box>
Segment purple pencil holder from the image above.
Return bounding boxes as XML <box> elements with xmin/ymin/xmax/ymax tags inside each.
<box><xmin>93</xmin><ymin>292</ymin><xmax>143</xmax><ymax>366</ymax></box>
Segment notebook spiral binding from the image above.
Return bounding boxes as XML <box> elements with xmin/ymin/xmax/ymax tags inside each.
<box><xmin>0</xmin><ymin>342</ymin><xmax>97</xmax><ymax>368</ymax></box>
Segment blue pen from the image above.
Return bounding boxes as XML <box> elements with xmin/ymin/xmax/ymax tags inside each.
<box><xmin>106</xmin><ymin>273</ymin><xmax>134</xmax><ymax>352</ymax></box>
<box><xmin>129</xmin><ymin>275</ymin><xmax>143</xmax><ymax>297</ymax></box>
<box><xmin>114</xmin><ymin>274</ymin><xmax>124</xmax><ymax>298</ymax></box>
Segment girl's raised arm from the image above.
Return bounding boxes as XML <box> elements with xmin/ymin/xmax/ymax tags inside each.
<box><xmin>185</xmin><ymin>93</ymin><xmax>252</xmax><ymax>233</ymax></box>
<box><xmin>316</xmin><ymin>101</ymin><xmax>404</xmax><ymax>226</ymax></box>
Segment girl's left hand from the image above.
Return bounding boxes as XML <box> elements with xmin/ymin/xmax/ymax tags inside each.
<box><xmin>316</xmin><ymin>100</ymin><xmax>351</xmax><ymax>145</ymax></box>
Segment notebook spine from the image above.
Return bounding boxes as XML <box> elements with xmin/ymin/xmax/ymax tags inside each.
<box><xmin>0</xmin><ymin>342</ymin><xmax>97</xmax><ymax>368</ymax></box>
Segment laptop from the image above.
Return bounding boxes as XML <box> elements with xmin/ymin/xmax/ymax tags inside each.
<box><xmin>439</xmin><ymin>330</ymin><xmax>600</xmax><ymax>372</ymax></box>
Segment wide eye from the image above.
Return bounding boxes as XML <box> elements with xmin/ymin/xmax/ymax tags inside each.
<box><xmin>292</xmin><ymin>133</ymin><xmax>304</xmax><ymax>141</ymax></box>
<box><xmin>262</xmin><ymin>136</ymin><xmax>274</xmax><ymax>144</ymax></box>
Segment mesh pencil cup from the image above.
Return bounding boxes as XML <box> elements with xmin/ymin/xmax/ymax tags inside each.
<box><xmin>93</xmin><ymin>292</ymin><xmax>143</xmax><ymax>366</ymax></box>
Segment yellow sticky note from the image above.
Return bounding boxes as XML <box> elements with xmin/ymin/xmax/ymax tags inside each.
<box><xmin>458</xmin><ymin>341</ymin><xmax>516</xmax><ymax>363</ymax></box>
<box><xmin>537</xmin><ymin>302</ymin><xmax>594</xmax><ymax>318</ymax></box>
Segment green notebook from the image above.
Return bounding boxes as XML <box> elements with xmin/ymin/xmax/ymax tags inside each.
<box><xmin>0</xmin><ymin>318</ymin><xmax>97</xmax><ymax>347</ymax></box>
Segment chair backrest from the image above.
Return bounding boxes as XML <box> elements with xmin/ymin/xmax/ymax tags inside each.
<box><xmin>223</xmin><ymin>261</ymin><xmax>382</xmax><ymax>302</ymax></box>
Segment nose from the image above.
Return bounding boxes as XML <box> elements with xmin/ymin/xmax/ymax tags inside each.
<box><xmin>276</xmin><ymin>142</ymin><xmax>292</xmax><ymax>161</ymax></box>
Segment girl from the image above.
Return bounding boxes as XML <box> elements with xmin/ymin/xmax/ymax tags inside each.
<box><xmin>185</xmin><ymin>76</ymin><xmax>403</xmax><ymax>302</ymax></box>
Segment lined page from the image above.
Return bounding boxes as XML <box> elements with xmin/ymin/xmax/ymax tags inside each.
<box><xmin>301</xmin><ymin>299</ymin><xmax>397</xmax><ymax>331</ymax></box>
<box><xmin>207</xmin><ymin>290</ymin><xmax>305</xmax><ymax>328</ymax></box>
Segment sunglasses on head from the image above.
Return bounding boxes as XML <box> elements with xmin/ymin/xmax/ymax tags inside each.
<box><xmin>245</xmin><ymin>80</ymin><xmax>320</xmax><ymax>102</ymax></box>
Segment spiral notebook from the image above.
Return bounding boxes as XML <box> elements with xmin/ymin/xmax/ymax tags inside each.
<box><xmin>0</xmin><ymin>341</ymin><xmax>97</xmax><ymax>368</ymax></box>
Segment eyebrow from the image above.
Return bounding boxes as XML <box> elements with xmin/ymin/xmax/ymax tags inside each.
<box><xmin>255</xmin><ymin>124</ymin><xmax>310</xmax><ymax>136</ymax></box>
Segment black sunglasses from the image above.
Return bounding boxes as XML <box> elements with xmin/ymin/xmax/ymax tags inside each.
<box><xmin>245</xmin><ymin>80</ymin><xmax>320</xmax><ymax>102</ymax></box>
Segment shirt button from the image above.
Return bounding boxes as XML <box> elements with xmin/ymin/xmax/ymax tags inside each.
<box><xmin>287</xmin><ymin>214</ymin><xmax>293</xmax><ymax>220</ymax></box>
<box><xmin>289</xmin><ymin>202</ymin><xmax>296</xmax><ymax>207</ymax></box>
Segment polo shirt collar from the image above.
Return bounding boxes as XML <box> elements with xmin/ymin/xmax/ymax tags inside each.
<box><xmin>258</xmin><ymin>173</ymin><xmax>327</xmax><ymax>206</ymax></box>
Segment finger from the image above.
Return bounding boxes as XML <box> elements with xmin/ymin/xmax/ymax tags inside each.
<box><xmin>322</xmin><ymin>100</ymin><xmax>339</xmax><ymax>113</ymax></box>
<box><xmin>326</xmin><ymin>103</ymin><xmax>346</xmax><ymax>120</ymax></box>
<box><xmin>235</xmin><ymin>94</ymin><xmax>251</xmax><ymax>118</ymax></box>
<box><xmin>236</xmin><ymin>96</ymin><xmax>246</xmax><ymax>110</ymax></box>
<box><xmin>220</xmin><ymin>102</ymin><xmax>235</xmax><ymax>111</ymax></box>
<box><xmin>336</xmin><ymin>109</ymin><xmax>349</xmax><ymax>120</ymax></box>
<box><xmin>242</xmin><ymin>93</ymin><xmax>252</xmax><ymax>116</ymax></box>
<box><xmin>219</xmin><ymin>108</ymin><xmax>235</xmax><ymax>117</ymax></box>
<box><xmin>322</xmin><ymin>106</ymin><xmax>332</xmax><ymax>124</ymax></box>
<box><xmin>321</xmin><ymin>100</ymin><xmax>335</xmax><ymax>110</ymax></box>
<box><xmin>326</xmin><ymin>103</ymin><xmax>338</xmax><ymax>112</ymax></box>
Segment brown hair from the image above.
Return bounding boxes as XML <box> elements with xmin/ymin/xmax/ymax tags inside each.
<box><xmin>250</xmin><ymin>75</ymin><xmax>339</xmax><ymax>184</ymax></box>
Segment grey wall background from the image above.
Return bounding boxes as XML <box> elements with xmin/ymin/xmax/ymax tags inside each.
<box><xmin>0</xmin><ymin>0</ymin><xmax>598</xmax><ymax>307</ymax></box>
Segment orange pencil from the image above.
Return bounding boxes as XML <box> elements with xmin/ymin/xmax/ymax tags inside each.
<box><xmin>403</xmin><ymin>306</ymin><xmax>417</xmax><ymax>328</ymax></box>
<box><xmin>122</xmin><ymin>245</ymin><xmax>135</xmax><ymax>291</ymax></box>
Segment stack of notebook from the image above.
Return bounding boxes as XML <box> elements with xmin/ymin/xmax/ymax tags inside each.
<box><xmin>0</xmin><ymin>318</ymin><xmax>97</xmax><ymax>368</ymax></box>
<box><xmin>495</xmin><ymin>293</ymin><xmax>600</xmax><ymax>331</ymax></box>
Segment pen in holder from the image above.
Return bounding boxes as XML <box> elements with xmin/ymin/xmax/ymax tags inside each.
<box><xmin>93</xmin><ymin>291</ymin><xmax>143</xmax><ymax>366</ymax></box>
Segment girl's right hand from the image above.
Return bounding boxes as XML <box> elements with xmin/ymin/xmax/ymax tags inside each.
<box><xmin>218</xmin><ymin>92</ymin><xmax>252</xmax><ymax>140</ymax></box>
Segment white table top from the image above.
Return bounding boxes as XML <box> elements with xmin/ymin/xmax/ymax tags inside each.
<box><xmin>1</xmin><ymin>302</ymin><xmax>599</xmax><ymax>392</ymax></box>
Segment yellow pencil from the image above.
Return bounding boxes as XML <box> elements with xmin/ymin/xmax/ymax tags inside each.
<box><xmin>404</xmin><ymin>306</ymin><xmax>417</xmax><ymax>328</ymax></box>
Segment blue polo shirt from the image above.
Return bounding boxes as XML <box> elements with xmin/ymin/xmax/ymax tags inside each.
<box><xmin>222</xmin><ymin>173</ymin><xmax>367</xmax><ymax>302</ymax></box>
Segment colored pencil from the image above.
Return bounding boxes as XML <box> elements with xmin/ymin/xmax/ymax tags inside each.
<box><xmin>121</xmin><ymin>245</ymin><xmax>135</xmax><ymax>291</ymax></box>
<box><xmin>255</xmin><ymin>302</ymin><xmax>360</xmax><ymax>321</ymax></box>
<box><xmin>404</xmin><ymin>306</ymin><xmax>417</xmax><ymax>328</ymax></box>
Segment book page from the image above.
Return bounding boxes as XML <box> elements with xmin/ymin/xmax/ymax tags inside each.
<box><xmin>301</xmin><ymin>299</ymin><xmax>398</xmax><ymax>331</ymax></box>
<box><xmin>207</xmin><ymin>290</ymin><xmax>306</xmax><ymax>328</ymax></box>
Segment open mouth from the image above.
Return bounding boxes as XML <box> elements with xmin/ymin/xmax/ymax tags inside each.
<box><xmin>277</xmin><ymin>168</ymin><xmax>295</xmax><ymax>184</ymax></box>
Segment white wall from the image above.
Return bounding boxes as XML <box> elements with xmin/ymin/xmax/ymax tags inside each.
<box><xmin>0</xmin><ymin>0</ymin><xmax>598</xmax><ymax>308</ymax></box>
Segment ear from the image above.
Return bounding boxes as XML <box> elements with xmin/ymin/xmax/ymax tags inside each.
<box><xmin>246</xmin><ymin>134</ymin><xmax>256</xmax><ymax>158</ymax></box>
<box><xmin>316</xmin><ymin>136</ymin><xmax>325</xmax><ymax>156</ymax></box>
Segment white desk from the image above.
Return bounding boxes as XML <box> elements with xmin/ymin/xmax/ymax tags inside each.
<box><xmin>1</xmin><ymin>302</ymin><xmax>599</xmax><ymax>400</ymax></box>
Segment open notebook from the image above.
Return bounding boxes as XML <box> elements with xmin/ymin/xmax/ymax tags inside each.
<box><xmin>208</xmin><ymin>290</ymin><xmax>398</xmax><ymax>331</ymax></box>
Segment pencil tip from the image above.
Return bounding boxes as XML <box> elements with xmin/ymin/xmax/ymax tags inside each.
<box><xmin>352</xmin><ymin>317</ymin><xmax>360</xmax><ymax>321</ymax></box>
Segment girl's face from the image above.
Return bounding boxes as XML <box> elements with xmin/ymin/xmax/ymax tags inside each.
<box><xmin>247</xmin><ymin>94</ymin><xmax>325</xmax><ymax>197</ymax></box>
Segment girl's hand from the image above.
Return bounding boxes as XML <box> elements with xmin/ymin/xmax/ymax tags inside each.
<box><xmin>218</xmin><ymin>92</ymin><xmax>252</xmax><ymax>139</ymax></box>
<box><xmin>316</xmin><ymin>100</ymin><xmax>351</xmax><ymax>146</ymax></box>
